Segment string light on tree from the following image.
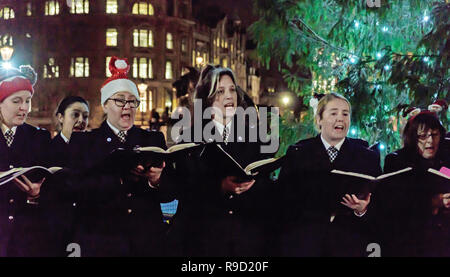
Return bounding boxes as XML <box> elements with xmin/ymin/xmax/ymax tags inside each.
<box><xmin>354</xmin><ymin>20</ymin><xmax>360</xmax><ymax>28</ymax></box>
<box><xmin>376</xmin><ymin>52</ymin><xmax>382</xmax><ymax>59</ymax></box>
<box><xmin>423</xmin><ymin>56</ymin><xmax>430</xmax><ymax>62</ymax></box>
<box><xmin>350</xmin><ymin>56</ymin><xmax>358</xmax><ymax>64</ymax></box>
<box><xmin>382</xmin><ymin>26</ymin><xmax>389</xmax><ymax>32</ymax></box>
<box><xmin>384</xmin><ymin>65</ymin><xmax>390</xmax><ymax>71</ymax></box>
<box><xmin>379</xmin><ymin>143</ymin><xmax>386</xmax><ymax>151</ymax></box>
<box><xmin>423</xmin><ymin>15</ymin><xmax>430</xmax><ymax>22</ymax></box>
<box><xmin>350</xmin><ymin>128</ymin><xmax>357</xmax><ymax>136</ymax></box>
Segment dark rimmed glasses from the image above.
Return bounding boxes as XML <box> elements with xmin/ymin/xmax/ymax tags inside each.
<box><xmin>107</xmin><ymin>98</ymin><xmax>140</xmax><ymax>108</ymax></box>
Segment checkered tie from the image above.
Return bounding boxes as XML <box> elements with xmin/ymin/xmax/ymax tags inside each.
<box><xmin>223</xmin><ymin>126</ymin><xmax>229</xmax><ymax>144</ymax></box>
<box><xmin>327</xmin><ymin>146</ymin><xmax>339</xmax><ymax>163</ymax></box>
<box><xmin>117</xmin><ymin>131</ymin><xmax>127</xmax><ymax>143</ymax></box>
<box><xmin>4</xmin><ymin>129</ymin><xmax>14</xmax><ymax>147</ymax></box>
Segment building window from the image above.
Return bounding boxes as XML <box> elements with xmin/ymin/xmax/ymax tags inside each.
<box><xmin>106</xmin><ymin>28</ymin><xmax>118</xmax><ymax>46</ymax></box>
<box><xmin>139</xmin><ymin>89</ymin><xmax>147</xmax><ymax>112</ymax></box>
<box><xmin>132</xmin><ymin>57</ymin><xmax>153</xmax><ymax>79</ymax></box>
<box><xmin>133</xmin><ymin>29</ymin><xmax>153</xmax><ymax>48</ymax></box>
<box><xmin>70</xmin><ymin>0</ymin><xmax>89</xmax><ymax>14</ymax></box>
<box><xmin>106</xmin><ymin>56</ymin><xmax>112</xmax><ymax>77</ymax></box>
<box><xmin>26</xmin><ymin>3</ymin><xmax>32</xmax><ymax>16</ymax></box>
<box><xmin>0</xmin><ymin>34</ymin><xmax>13</xmax><ymax>47</ymax></box>
<box><xmin>106</xmin><ymin>0</ymin><xmax>118</xmax><ymax>14</ymax></box>
<box><xmin>70</xmin><ymin>57</ymin><xmax>89</xmax><ymax>78</ymax></box>
<box><xmin>132</xmin><ymin>2</ymin><xmax>154</xmax><ymax>15</ymax></box>
<box><xmin>0</xmin><ymin>7</ymin><xmax>15</xmax><ymax>20</ymax></box>
<box><xmin>165</xmin><ymin>61</ymin><xmax>173</xmax><ymax>79</ymax></box>
<box><xmin>221</xmin><ymin>58</ymin><xmax>228</xmax><ymax>68</ymax></box>
<box><xmin>166</xmin><ymin>33</ymin><xmax>173</xmax><ymax>50</ymax></box>
<box><xmin>43</xmin><ymin>58</ymin><xmax>59</xmax><ymax>79</ymax></box>
<box><xmin>45</xmin><ymin>1</ymin><xmax>60</xmax><ymax>16</ymax></box>
<box><xmin>181</xmin><ymin>38</ymin><xmax>187</xmax><ymax>53</ymax></box>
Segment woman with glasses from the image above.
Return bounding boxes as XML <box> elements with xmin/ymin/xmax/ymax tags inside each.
<box><xmin>0</xmin><ymin>64</ymin><xmax>52</xmax><ymax>256</ymax></box>
<box><xmin>59</xmin><ymin>57</ymin><xmax>176</xmax><ymax>256</ymax></box>
<box><xmin>169</xmin><ymin>64</ymin><xmax>278</xmax><ymax>256</ymax></box>
<box><xmin>375</xmin><ymin>110</ymin><xmax>449</xmax><ymax>256</ymax></box>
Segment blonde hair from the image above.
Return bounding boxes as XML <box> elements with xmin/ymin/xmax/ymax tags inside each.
<box><xmin>314</xmin><ymin>92</ymin><xmax>351</xmax><ymax>131</ymax></box>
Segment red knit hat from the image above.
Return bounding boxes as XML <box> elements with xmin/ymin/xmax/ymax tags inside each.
<box><xmin>0</xmin><ymin>65</ymin><xmax>37</xmax><ymax>102</ymax></box>
<box><xmin>100</xmin><ymin>57</ymin><xmax>139</xmax><ymax>106</ymax></box>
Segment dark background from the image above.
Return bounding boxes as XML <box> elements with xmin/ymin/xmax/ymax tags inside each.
<box><xmin>192</xmin><ymin>0</ymin><xmax>257</xmax><ymax>27</ymax></box>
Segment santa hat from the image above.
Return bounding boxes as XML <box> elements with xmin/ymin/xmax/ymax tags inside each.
<box><xmin>428</xmin><ymin>99</ymin><xmax>448</xmax><ymax>113</ymax></box>
<box><xmin>101</xmin><ymin>57</ymin><xmax>139</xmax><ymax>106</ymax></box>
<box><xmin>403</xmin><ymin>99</ymin><xmax>448</xmax><ymax>122</ymax></box>
<box><xmin>0</xmin><ymin>65</ymin><xmax>37</xmax><ymax>102</ymax></box>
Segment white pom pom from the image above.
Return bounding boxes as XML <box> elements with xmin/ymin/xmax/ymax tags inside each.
<box><xmin>309</xmin><ymin>97</ymin><xmax>318</xmax><ymax>109</ymax></box>
<box><xmin>428</xmin><ymin>104</ymin><xmax>442</xmax><ymax>113</ymax></box>
<box><xmin>309</xmin><ymin>97</ymin><xmax>318</xmax><ymax>116</ymax></box>
<box><xmin>409</xmin><ymin>108</ymin><xmax>422</xmax><ymax>117</ymax></box>
<box><xmin>115</xmin><ymin>60</ymin><xmax>128</xmax><ymax>69</ymax></box>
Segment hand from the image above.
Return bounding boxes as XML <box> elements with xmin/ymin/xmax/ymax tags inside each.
<box><xmin>341</xmin><ymin>193</ymin><xmax>371</xmax><ymax>215</ymax></box>
<box><xmin>131</xmin><ymin>162</ymin><xmax>166</xmax><ymax>186</ymax></box>
<box><xmin>14</xmin><ymin>175</ymin><xmax>45</xmax><ymax>198</ymax></box>
<box><xmin>221</xmin><ymin>176</ymin><xmax>256</xmax><ymax>195</ymax></box>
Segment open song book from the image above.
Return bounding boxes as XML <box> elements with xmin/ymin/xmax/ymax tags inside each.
<box><xmin>90</xmin><ymin>143</ymin><xmax>203</xmax><ymax>174</ymax></box>
<box><xmin>330</xmin><ymin>167</ymin><xmax>414</xmax><ymax>199</ymax></box>
<box><xmin>0</xmin><ymin>166</ymin><xmax>62</xmax><ymax>186</ymax></box>
<box><xmin>202</xmin><ymin>144</ymin><xmax>285</xmax><ymax>181</ymax></box>
<box><xmin>331</xmin><ymin>167</ymin><xmax>450</xmax><ymax>199</ymax></box>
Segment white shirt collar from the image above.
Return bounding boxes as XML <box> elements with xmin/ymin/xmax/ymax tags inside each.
<box><xmin>320</xmin><ymin>134</ymin><xmax>345</xmax><ymax>151</ymax></box>
<box><xmin>212</xmin><ymin>119</ymin><xmax>232</xmax><ymax>136</ymax></box>
<box><xmin>60</xmin><ymin>132</ymin><xmax>70</xmax><ymax>144</ymax></box>
<box><xmin>106</xmin><ymin>120</ymin><xmax>127</xmax><ymax>136</ymax></box>
<box><xmin>1</xmin><ymin>123</ymin><xmax>17</xmax><ymax>136</ymax></box>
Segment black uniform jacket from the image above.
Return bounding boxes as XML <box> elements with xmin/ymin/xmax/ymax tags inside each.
<box><xmin>374</xmin><ymin>139</ymin><xmax>450</xmax><ymax>257</ymax></box>
<box><xmin>168</xmin><ymin>120</ymin><xmax>279</xmax><ymax>256</ymax></box>
<box><xmin>278</xmin><ymin>135</ymin><xmax>381</xmax><ymax>256</ymax></box>
<box><xmin>0</xmin><ymin>123</ymin><xmax>51</xmax><ymax>256</ymax></box>
<box><xmin>46</xmin><ymin>121</ymin><xmax>176</xmax><ymax>256</ymax></box>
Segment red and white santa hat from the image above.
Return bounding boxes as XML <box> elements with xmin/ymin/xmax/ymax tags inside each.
<box><xmin>402</xmin><ymin>99</ymin><xmax>448</xmax><ymax>122</ymax></box>
<box><xmin>428</xmin><ymin>99</ymin><xmax>448</xmax><ymax>113</ymax></box>
<box><xmin>101</xmin><ymin>56</ymin><xmax>139</xmax><ymax>106</ymax></box>
<box><xmin>0</xmin><ymin>65</ymin><xmax>37</xmax><ymax>102</ymax></box>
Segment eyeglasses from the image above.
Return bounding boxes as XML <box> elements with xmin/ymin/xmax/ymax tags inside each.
<box><xmin>417</xmin><ymin>133</ymin><xmax>440</xmax><ymax>140</ymax></box>
<box><xmin>107</xmin><ymin>98</ymin><xmax>140</xmax><ymax>108</ymax></box>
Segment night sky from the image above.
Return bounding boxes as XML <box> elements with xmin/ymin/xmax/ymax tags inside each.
<box><xmin>192</xmin><ymin>0</ymin><xmax>257</xmax><ymax>27</ymax></box>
